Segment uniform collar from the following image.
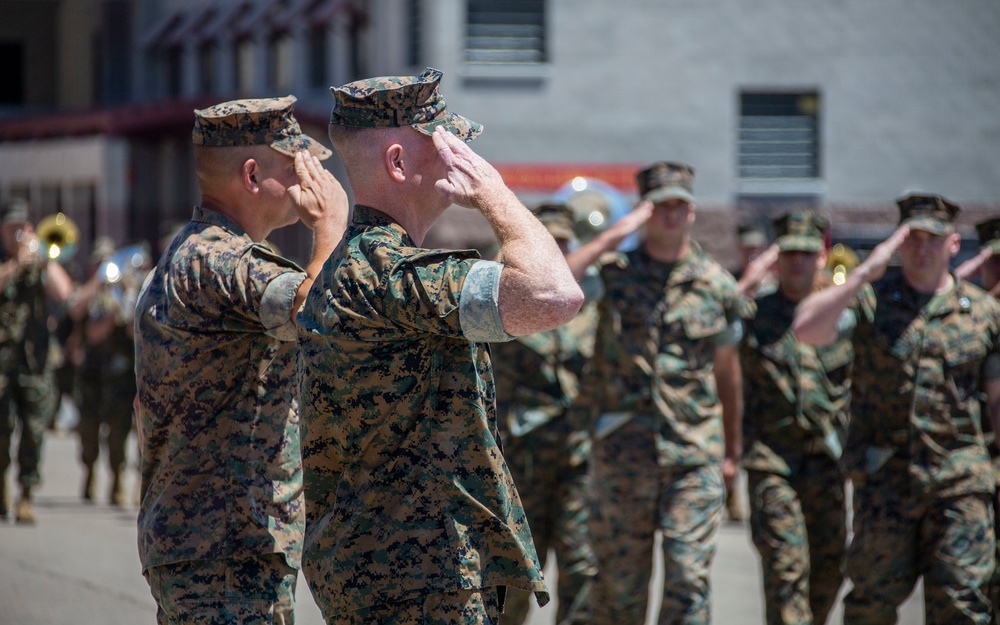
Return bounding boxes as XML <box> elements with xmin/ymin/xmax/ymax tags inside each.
<box><xmin>635</xmin><ymin>241</ymin><xmax>705</xmax><ymax>284</ymax></box>
<box><xmin>883</xmin><ymin>271</ymin><xmax>972</xmax><ymax>318</ymax></box>
<box><xmin>191</xmin><ymin>205</ymin><xmax>250</xmax><ymax>239</ymax></box>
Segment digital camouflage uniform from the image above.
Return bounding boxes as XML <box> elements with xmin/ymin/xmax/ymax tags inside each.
<box><xmin>136</xmin><ymin>206</ymin><xmax>305</xmax><ymax>622</ymax></box>
<box><xmin>973</xmin><ymin>217</ymin><xmax>1000</xmax><ymax>625</ymax></box>
<box><xmin>492</xmin><ymin>300</ymin><xmax>598</xmax><ymax>625</ymax></box>
<box><xmin>0</xmin><ymin>254</ymin><xmax>61</xmax><ymax>517</ymax></box>
<box><xmin>583</xmin><ymin>239</ymin><xmax>742</xmax><ymax>625</ymax></box>
<box><xmin>134</xmin><ymin>95</ymin><xmax>329</xmax><ymax>625</ymax></box>
<box><xmin>842</xmin><ymin>270</ymin><xmax>1000</xmax><ymax>624</ymax></box>
<box><xmin>76</xmin><ymin>286</ymin><xmax>136</xmax><ymax>504</ymax></box>
<box><xmin>742</xmin><ymin>289</ymin><xmax>852</xmax><ymax>625</ymax></box>
<box><xmin>297</xmin><ymin>205</ymin><xmax>549</xmax><ymax>622</ymax></box>
<box><xmin>739</xmin><ymin>211</ymin><xmax>851</xmax><ymax>625</ymax></box>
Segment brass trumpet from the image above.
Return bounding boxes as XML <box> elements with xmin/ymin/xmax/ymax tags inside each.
<box><xmin>35</xmin><ymin>213</ymin><xmax>80</xmax><ymax>262</ymax></box>
<box><xmin>826</xmin><ymin>243</ymin><xmax>860</xmax><ymax>286</ymax></box>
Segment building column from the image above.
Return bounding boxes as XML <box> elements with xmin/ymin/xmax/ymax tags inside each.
<box><xmin>328</xmin><ymin>13</ymin><xmax>351</xmax><ymax>86</ymax></box>
<box><xmin>215</xmin><ymin>35</ymin><xmax>236</xmax><ymax>96</ymax></box>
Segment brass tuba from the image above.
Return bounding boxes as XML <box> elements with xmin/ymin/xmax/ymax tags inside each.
<box><xmin>35</xmin><ymin>213</ymin><xmax>80</xmax><ymax>262</ymax></box>
<box><xmin>99</xmin><ymin>243</ymin><xmax>152</xmax><ymax>321</ymax></box>
<box><xmin>552</xmin><ymin>177</ymin><xmax>637</xmax><ymax>250</ymax></box>
<box><xmin>826</xmin><ymin>243</ymin><xmax>860</xmax><ymax>286</ymax></box>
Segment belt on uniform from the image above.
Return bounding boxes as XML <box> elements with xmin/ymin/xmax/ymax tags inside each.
<box><xmin>594</xmin><ymin>412</ymin><xmax>657</xmax><ymax>440</ymax></box>
<box><xmin>802</xmin><ymin>438</ymin><xmax>827</xmax><ymax>456</ymax></box>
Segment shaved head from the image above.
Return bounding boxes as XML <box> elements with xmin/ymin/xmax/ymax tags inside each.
<box><xmin>194</xmin><ymin>145</ymin><xmax>284</xmax><ymax>190</ymax></box>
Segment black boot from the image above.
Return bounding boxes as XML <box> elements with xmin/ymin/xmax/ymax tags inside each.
<box><xmin>82</xmin><ymin>466</ymin><xmax>95</xmax><ymax>502</ymax></box>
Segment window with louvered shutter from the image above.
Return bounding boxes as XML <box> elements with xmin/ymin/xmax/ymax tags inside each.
<box><xmin>465</xmin><ymin>0</ymin><xmax>546</xmax><ymax>64</ymax></box>
<box><xmin>739</xmin><ymin>93</ymin><xmax>820</xmax><ymax>180</ymax></box>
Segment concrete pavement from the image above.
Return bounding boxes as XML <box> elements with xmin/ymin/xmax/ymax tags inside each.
<box><xmin>1</xmin><ymin>426</ymin><xmax>924</xmax><ymax>624</ymax></box>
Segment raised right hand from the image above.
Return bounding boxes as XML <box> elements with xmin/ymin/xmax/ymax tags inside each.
<box><xmin>955</xmin><ymin>247</ymin><xmax>993</xmax><ymax>281</ymax></box>
<box><xmin>856</xmin><ymin>224</ymin><xmax>910</xmax><ymax>284</ymax></box>
<box><xmin>289</xmin><ymin>151</ymin><xmax>349</xmax><ymax>231</ymax></box>
<box><xmin>431</xmin><ymin>126</ymin><xmax>508</xmax><ymax>210</ymax></box>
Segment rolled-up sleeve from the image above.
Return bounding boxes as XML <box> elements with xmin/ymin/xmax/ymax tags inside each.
<box><xmin>260</xmin><ymin>271</ymin><xmax>306</xmax><ymax>341</ymax></box>
<box><xmin>459</xmin><ymin>260</ymin><xmax>514</xmax><ymax>343</ymax></box>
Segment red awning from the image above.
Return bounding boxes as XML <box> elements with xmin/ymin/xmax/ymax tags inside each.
<box><xmin>0</xmin><ymin>98</ymin><xmax>220</xmax><ymax>142</ymax></box>
<box><xmin>0</xmin><ymin>98</ymin><xmax>332</xmax><ymax>143</ymax></box>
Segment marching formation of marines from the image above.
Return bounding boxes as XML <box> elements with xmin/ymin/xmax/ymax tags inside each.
<box><xmin>2</xmin><ymin>65</ymin><xmax>999</xmax><ymax>625</ymax></box>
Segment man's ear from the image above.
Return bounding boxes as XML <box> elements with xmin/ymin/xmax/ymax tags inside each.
<box><xmin>242</xmin><ymin>158</ymin><xmax>260</xmax><ymax>193</ymax></box>
<box><xmin>384</xmin><ymin>144</ymin><xmax>406</xmax><ymax>183</ymax></box>
<box><xmin>947</xmin><ymin>232</ymin><xmax>962</xmax><ymax>258</ymax></box>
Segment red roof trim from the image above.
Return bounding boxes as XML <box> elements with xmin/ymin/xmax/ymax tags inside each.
<box><xmin>0</xmin><ymin>98</ymin><xmax>225</xmax><ymax>142</ymax></box>
<box><xmin>0</xmin><ymin>99</ymin><xmax>333</xmax><ymax>143</ymax></box>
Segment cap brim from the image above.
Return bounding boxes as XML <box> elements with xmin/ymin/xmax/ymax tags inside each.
<box><xmin>902</xmin><ymin>215</ymin><xmax>951</xmax><ymax>235</ymax></box>
<box><xmin>413</xmin><ymin>112</ymin><xmax>483</xmax><ymax>142</ymax></box>
<box><xmin>545</xmin><ymin>224</ymin><xmax>576</xmax><ymax>242</ymax></box>
<box><xmin>271</xmin><ymin>134</ymin><xmax>332</xmax><ymax>161</ymax></box>
<box><xmin>776</xmin><ymin>236</ymin><xmax>823</xmax><ymax>253</ymax></box>
<box><xmin>642</xmin><ymin>186</ymin><xmax>695</xmax><ymax>204</ymax></box>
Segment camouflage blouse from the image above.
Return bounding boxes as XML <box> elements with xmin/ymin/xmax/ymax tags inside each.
<box><xmin>134</xmin><ymin>206</ymin><xmax>306</xmax><ymax>571</ymax></box>
<box><xmin>740</xmin><ymin>283</ymin><xmax>856</xmax><ymax>475</ymax></box>
<box><xmin>584</xmin><ymin>243</ymin><xmax>743</xmax><ymax>465</ymax></box>
<box><xmin>0</xmin><ymin>259</ymin><xmax>52</xmax><ymax>374</ymax></box>
<box><xmin>296</xmin><ymin>205</ymin><xmax>548</xmax><ymax>617</ymax></box>
<box><xmin>845</xmin><ymin>272</ymin><xmax>1000</xmax><ymax>499</ymax></box>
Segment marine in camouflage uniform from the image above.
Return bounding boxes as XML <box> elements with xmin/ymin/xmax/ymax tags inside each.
<box><xmin>0</xmin><ymin>198</ymin><xmax>74</xmax><ymax>523</ymax></box>
<box><xmin>298</xmin><ymin>68</ymin><xmax>583</xmax><ymax>624</ymax></box>
<box><xmin>794</xmin><ymin>193</ymin><xmax>1000</xmax><ymax>625</ymax></box>
<box><xmin>579</xmin><ymin>162</ymin><xmax>744</xmax><ymax>625</ymax></box>
<box><xmin>70</xmin><ymin>237</ymin><xmax>142</xmax><ymax>506</ymax></box>
<box><xmin>492</xmin><ymin>203</ymin><xmax>597</xmax><ymax>625</ymax></box>
<box><xmin>740</xmin><ymin>212</ymin><xmax>850</xmax><ymax>625</ymax></box>
<box><xmin>134</xmin><ymin>96</ymin><xmax>345</xmax><ymax>625</ymax></box>
<box><xmin>958</xmin><ymin>217</ymin><xmax>1000</xmax><ymax>624</ymax></box>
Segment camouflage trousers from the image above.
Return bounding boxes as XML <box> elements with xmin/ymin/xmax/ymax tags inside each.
<box><xmin>500</xmin><ymin>417</ymin><xmax>596</xmax><ymax>625</ymax></box>
<box><xmin>589</xmin><ymin>420</ymin><xmax>723</xmax><ymax>625</ymax></box>
<box><xmin>844</xmin><ymin>465</ymin><xmax>995</xmax><ymax>625</ymax></box>
<box><xmin>330</xmin><ymin>586</ymin><xmax>501</xmax><ymax>625</ymax></box>
<box><xmin>747</xmin><ymin>457</ymin><xmax>846</xmax><ymax>625</ymax></box>
<box><xmin>144</xmin><ymin>554</ymin><xmax>297</xmax><ymax>625</ymax></box>
<box><xmin>0</xmin><ymin>369</ymin><xmax>58</xmax><ymax>487</ymax></box>
<box><xmin>76</xmin><ymin>375</ymin><xmax>134</xmax><ymax>472</ymax></box>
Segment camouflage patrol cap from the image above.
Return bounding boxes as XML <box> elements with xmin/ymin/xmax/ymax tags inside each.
<box><xmin>896</xmin><ymin>192</ymin><xmax>959</xmax><ymax>235</ymax></box>
<box><xmin>1</xmin><ymin>198</ymin><xmax>29</xmax><ymax>225</ymax></box>
<box><xmin>329</xmin><ymin>67</ymin><xmax>483</xmax><ymax>142</ymax></box>
<box><xmin>192</xmin><ymin>95</ymin><xmax>332</xmax><ymax>160</ymax></box>
<box><xmin>976</xmin><ymin>217</ymin><xmax>1000</xmax><ymax>255</ymax></box>
<box><xmin>636</xmin><ymin>161</ymin><xmax>695</xmax><ymax>204</ymax></box>
<box><xmin>737</xmin><ymin>224</ymin><xmax>767</xmax><ymax>248</ymax></box>
<box><xmin>90</xmin><ymin>236</ymin><xmax>116</xmax><ymax>263</ymax></box>
<box><xmin>772</xmin><ymin>211</ymin><xmax>829</xmax><ymax>253</ymax></box>
<box><xmin>533</xmin><ymin>202</ymin><xmax>575</xmax><ymax>242</ymax></box>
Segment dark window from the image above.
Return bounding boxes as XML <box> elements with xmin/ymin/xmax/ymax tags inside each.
<box><xmin>0</xmin><ymin>42</ymin><xmax>25</xmax><ymax>104</ymax></box>
<box><xmin>739</xmin><ymin>92</ymin><xmax>820</xmax><ymax>179</ymax></box>
<box><xmin>308</xmin><ymin>26</ymin><xmax>327</xmax><ymax>88</ymax></box>
<box><xmin>407</xmin><ymin>0</ymin><xmax>422</xmax><ymax>67</ymax></box>
<box><xmin>199</xmin><ymin>44</ymin><xmax>215</xmax><ymax>94</ymax></box>
<box><xmin>465</xmin><ymin>0</ymin><xmax>545</xmax><ymax>64</ymax></box>
<box><xmin>166</xmin><ymin>47</ymin><xmax>183</xmax><ymax>98</ymax></box>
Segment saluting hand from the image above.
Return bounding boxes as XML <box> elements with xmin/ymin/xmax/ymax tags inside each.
<box><xmin>289</xmin><ymin>151</ymin><xmax>349</xmax><ymax>231</ymax></box>
<box><xmin>856</xmin><ymin>224</ymin><xmax>910</xmax><ymax>284</ymax></box>
<box><xmin>431</xmin><ymin>126</ymin><xmax>508</xmax><ymax>210</ymax></box>
<box><xmin>738</xmin><ymin>243</ymin><xmax>779</xmax><ymax>296</ymax></box>
<box><xmin>955</xmin><ymin>246</ymin><xmax>993</xmax><ymax>281</ymax></box>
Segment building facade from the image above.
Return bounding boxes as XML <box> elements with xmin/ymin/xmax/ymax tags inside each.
<box><xmin>1</xmin><ymin>0</ymin><xmax>997</xmax><ymax>271</ymax></box>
